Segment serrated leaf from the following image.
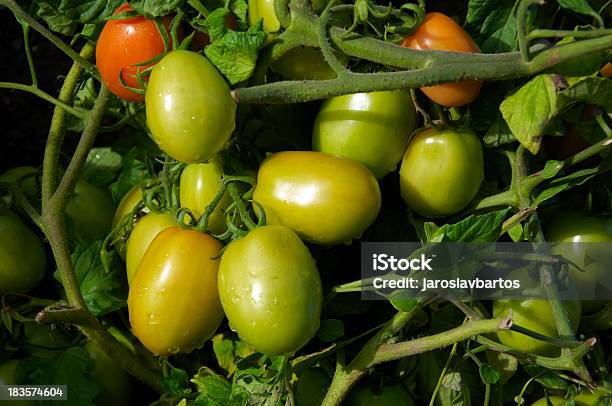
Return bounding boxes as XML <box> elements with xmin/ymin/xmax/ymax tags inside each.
<box><xmin>212</xmin><ymin>333</ymin><xmax>255</xmax><ymax>375</ymax></box>
<box><xmin>82</xmin><ymin>148</ymin><xmax>122</xmax><ymax>187</ymax></box>
<box><xmin>55</xmin><ymin>241</ymin><xmax>127</xmax><ymax>316</ymax></box>
<box><xmin>128</xmin><ymin>0</ymin><xmax>185</xmax><ymax>18</ymax></box>
<box><xmin>556</xmin><ymin>0</ymin><xmax>602</xmax><ymax>24</ymax></box>
<box><xmin>231</xmin><ymin>0</ymin><xmax>248</xmax><ymax>22</ymax></box>
<box><xmin>431</xmin><ymin>209</ymin><xmax>510</xmax><ymax>242</ymax></box>
<box><xmin>483</xmin><ymin>115</ymin><xmax>516</xmax><ymax>148</ymax></box>
<box><xmin>16</xmin><ymin>347</ymin><xmax>98</xmax><ymax>406</ymax></box>
<box><xmin>192</xmin><ymin>370</ymin><xmax>238</xmax><ymax>405</ymax></box>
<box><xmin>485</xmin><ymin>351</ymin><xmax>517</xmax><ymax>384</ymax></box>
<box><xmin>202</xmin><ymin>8</ymin><xmax>231</xmax><ymax>42</ymax></box>
<box><xmin>34</xmin><ymin>0</ymin><xmax>123</xmax><ymax>34</ymax></box>
<box><xmin>317</xmin><ymin>319</ymin><xmax>344</xmax><ymax>342</ymax></box>
<box><xmin>464</xmin><ymin>0</ymin><xmax>518</xmax><ymax>53</ymax></box>
<box><xmin>557</xmin><ymin>77</ymin><xmax>612</xmax><ymax>111</ymax></box>
<box><xmin>108</xmin><ymin>149</ymin><xmax>146</xmax><ymax>202</ymax></box>
<box><xmin>500</xmin><ymin>74</ymin><xmax>561</xmax><ymax>155</ymax></box>
<box><xmin>534</xmin><ymin>165</ymin><xmax>609</xmax><ymax>205</ymax></box>
<box><xmin>205</xmin><ymin>22</ymin><xmax>267</xmax><ymax>84</ymax></box>
<box><xmin>162</xmin><ymin>364</ymin><xmax>191</xmax><ymax>396</ymax></box>
<box><xmin>441</xmin><ymin>371</ymin><xmax>463</xmax><ymax>392</ymax></box>
<box><xmin>478</xmin><ymin>363</ymin><xmax>501</xmax><ymax>385</ymax></box>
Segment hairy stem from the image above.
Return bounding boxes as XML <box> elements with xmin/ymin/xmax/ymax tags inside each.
<box><xmin>0</xmin><ymin>82</ymin><xmax>86</xmax><ymax>118</ymax></box>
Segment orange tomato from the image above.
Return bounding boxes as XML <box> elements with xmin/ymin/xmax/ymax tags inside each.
<box><xmin>96</xmin><ymin>3</ymin><xmax>173</xmax><ymax>101</ymax></box>
<box><xmin>600</xmin><ymin>62</ymin><xmax>612</xmax><ymax>78</ymax></box>
<box><xmin>402</xmin><ymin>12</ymin><xmax>482</xmax><ymax>107</ymax></box>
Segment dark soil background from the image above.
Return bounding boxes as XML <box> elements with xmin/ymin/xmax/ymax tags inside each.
<box><xmin>0</xmin><ymin>11</ymin><xmax>71</xmax><ymax>172</ymax></box>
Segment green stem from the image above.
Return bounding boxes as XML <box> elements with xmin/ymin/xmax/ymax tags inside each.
<box><xmin>528</xmin><ymin>28</ymin><xmax>612</xmax><ymax>41</ymax></box>
<box><xmin>0</xmin><ymin>0</ymin><xmax>99</xmax><ymax>80</ymax></box>
<box><xmin>22</xmin><ymin>24</ymin><xmax>38</xmax><ymax>87</ymax></box>
<box><xmin>516</xmin><ymin>0</ymin><xmax>538</xmax><ymax>62</ymax></box>
<box><xmin>0</xmin><ymin>82</ymin><xmax>86</xmax><ymax>119</ymax></box>
<box><xmin>42</xmin><ymin>43</ymin><xmax>95</xmax><ymax>204</ymax></box>
<box><xmin>35</xmin><ymin>307</ymin><xmax>96</xmax><ymax>328</ymax></box>
<box><xmin>316</xmin><ymin>0</ymin><xmax>348</xmax><ymax>76</ymax></box>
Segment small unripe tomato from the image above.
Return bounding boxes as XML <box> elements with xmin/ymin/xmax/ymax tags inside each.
<box><xmin>179</xmin><ymin>159</ymin><xmax>231</xmax><ymax>235</ymax></box>
<box><xmin>66</xmin><ymin>180</ymin><xmax>116</xmax><ymax>241</ymax></box>
<box><xmin>0</xmin><ymin>211</ymin><xmax>46</xmax><ymax>295</ymax></box>
<box><xmin>401</xmin><ymin>12</ymin><xmax>482</xmax><ymax>107</ymax></box>
<box><xmin>312</xmin><ymin>91</ymin><xmax>417</xmax><ymax>178</ymax></box>
<box><xmin>600</xmin><ymin>62</ymin><xmax>612</xmax><ymax>78</ymax></box>
<box><xmin>96</xmin><ymin>3</ymin><xmax>173</xmax><ymax>102</ymax></box>
<box><xmin>218</xmin><ymin>225</ymin><xmax>322</xmax><ymax>356</ymax></box>
<box><xmin>125</xmin><ymin>212</ymin><xmax>176</xmax><ymax>284</ymax></box>
<box><xmin>128</xmin><ymin>227</ymin><xmax>224</xmax><ymax>356</ymax></box>
<box><xmin>493</xmin><ymin>299</ymin><xmax>581</xmax><ymax>357</ymax></box>
<box><xmin>145</xmin><ymin>50</ymin><xmax>237</xmax><ymax>163</ymax></box>
<box><xmin>112</xmin><ymin>185</ymin><xmax>143</xmax><ymax>230</ymax></box>
<box><xmin>399</xmin><ymin>127</ymin><xmax>484</xmax><ymax>218</ymax></box>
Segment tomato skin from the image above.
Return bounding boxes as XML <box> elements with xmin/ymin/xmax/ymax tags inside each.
<box><xmin>112</xmin><ymin>185</ymin><xmax>143</xmax><ymax>230</ymax></box>
<box><xmin>145</xmin><ymin>50</ymin><xmax>236</xmax><ymax>163</ymax></box>
<box><xmin>346</xmin><ymin>384</ymin><xmax>415</xmax><ymax>406</ymax></box>
<box><xmin>253</xmin><ymin>151</ymin><xmax>381</xmax><ymax>245</ymax></box>
<box><xmin>532</xmin><ymin>391</ymin><xmax>604</xmax><ymax>406</ymax></box>
<box><xmin>218</xmin><ymin>225</ymin><xmax>322</xmax><ymax>356</ymax></box>
<box><xmin>294</xmin><ymin>368</ymin><xmax>329</xmax><ymax>406</ymax></box>
<box><xmin>65</xmin><ymin>180</ymin><xmax>115</xmax><ymax>241</ymax></box>
<box><xmin>0</xmin><ymin>211</ymin><xmax>46</xmax><ymax>295</ymax></box>
<box><xmin>531</xmin><ymin>397</ymin><xmax>565</xmax><ymax>406</ymax></box>
<box><xmin>401</xmin><ymin>13</ymin><xmax>482</xmax><ymax>107</ymax></box>
<box><xmin>96</xmin><ymin>3</ymin><xmax>172</xmax><ymax>102</ymax></box>
<box><xmin>601</xmin><ymin>62</ymin><xmax>612</xmax><ymax>78</ymax></box>
<box><xmin>399</xmin><ymin>127</ymin><xmax>484</xmax><ymax>218</ymax></box>
<box><xmin>313</xmin><ymin>91</ymin><xmax>417</xmax><ymax>178</ymax></box>
<box><xmin>85</xmin><ymin>342</ymin><xmax>132</xmax><ymax>406</ymax></box>
<box><xmin>248</xmin><ymin>0</ymin><xmax>280</xmax><ymax>32</ymax></box>
<box><xmin>272</xmin><ymin>47</ymin><xmax>339</xmax><ymax>81</ymax></box>
<box><xmin>545</xmin><ymin>212</ymin><xmax>612</xmax><ymax>313</ymax></box>
<box><xmin>0</xmin><ymin>166</ymin><xmax>38</xmax><ymax>199</ymax></box>
<box><xmin>128</xmin><ymin>227</ymin><xmax>224</xmax><ymax>356</ymax></box>
<box><xmin>179</xmin><ymin>159</ymin><xmax>231</xmax><ymax>235</ymax></box>
<box><xmin>125</xmin><ymin>212</ymin><xmax>176</xmax><ymax>284</ymax></box>
<box><xmin>0</xmin><ymin>360</ymin><xmax>36</xmax><ymax>406</ymax></box>
<box><xmin>493</xmin><ymin>299</ymin><xmax>581</xmax><ymax>357</ymax></box>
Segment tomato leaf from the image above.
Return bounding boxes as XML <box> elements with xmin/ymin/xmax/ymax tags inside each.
<box><xmin>55</xmin><ymin>241</ymin><xmax>127</xmax><ymax>317</ymax></box>
<box><xmin>430</xmin><ymin>208</ymin><xmax>510</xmax><ymax>242</ymax></box>
<box><xmin>128</xmin><ymin>0</ymin><xmax>184</xmax><ymax>18</ymax></box>
<box><xmin>500</xmin><ymin>74</ymin><xmax>562</xmax><ymax>154</ymax></box>
<box><xmin>557</xmin><ymin>77</ymin><xmax>612</xmax><ymax>111</ymax></box>
<box><xmin>478</xmin><ymin>363</ymin><xmax>501</xmax><ymax>385</ymax></box>
<box><xmin>534</xmin><ymin>164</ymin><xmax>610</xmax><ymax>205</ymax></box>
<box><xmin>212</xmin><ymin>333</ymin><xmax>255</xmax><ymax>376</ymax></box>
<box><xmin>316</xmin><ymin>319</ymin><xmax>344</xmax><ymax>342</ymax></box>
<box><xmin>555</xmin><ymin>0</ymin><xmax>603</xmax><ymax>26</ymax></box>
<box><xmin>523</xmin><ymin>364</ymin><xmax>569</xmax><ymax>390</ymax></box>
<box><xmin>15</xmin><ymin>347</ymin><xmax>98</xmax><ymax>406</ymax></box>
<box><xmin>485</xmin><ymin>351</ymin><xmax>518</xmax><ymax>384</ymax></box>
<box><xmin>162</xmin><ymin>364</ymin><xmax>191</xmax><ymax>396</ymax></box>
<box><xmin>483</xmin><ymin>115</ymin><xmax>516</xmax><ymax>148</ymax></box>
<box><xmin>548</xmin><ymin>36</ymin><xmax>603</xmax><ymax>77</ymax></box>
<box><xmin>464</xmin><ymin>0</ymin><xmax>518</xmax><ymax>53</ymax></box>
<box><xmin>201</xmin><ymin>8</ymin><xmax>231</xmax><ymax>42</ymax></box>
<box><xmin>192</xmin><ymin>368</ymin><xmax>239</xmax><ymax>405</ymax></box>
<box><xmin>33</xmin><ymin>0</ymin><xmax>123</xmax><ymax>34</ymax></box>
<box><xmin>82</xmin><ymin>148</ymin><xmax>122</xmax><ymax>187</ymax></box>
<box><xmin>108</xmin><ymin>148</ymin><xmax>146</xmax><ymax>202</ymax></box>
<box><xmin>204</xmin><ymin>21</ymin><xmax>267</xmax><ymax>85</ymax></box>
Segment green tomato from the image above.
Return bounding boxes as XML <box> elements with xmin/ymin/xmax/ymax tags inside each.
<box><xmin>179</xmin><ymin>158</ymin><xmax>231</xmax><ymax>235</ymax></box>
<box><xmin>313</xmin><ymin>91</ymin><xmax>417</xmax><ymax>178</ymax></box>
<box><xmin>531</xmin><ymin>396</ymin><xmax>565</xmax><ymax>406</ymax></box>
<box><xmin>493</xmin><ymin>299</ymin><xmax>581</xmax><ymax>357</ymax></box>
<box><xmin>531</xmin><ymin>391</ymin><xmax>605</xmax><ymax>406</ymax></box>
<box><xmin>294</xmin><ymin>368</ymin><xmax>329</xmax><ymax>406</ymax></box>
<box><xmin>272</xmin><ymin>47</ymin><xmax>340</xmax><ymax>81</ymax></box>
<box><xmin>125</xmin><ymin>212</ymin><xmax>177</xmax><ymax>285</ymax></box>
<box><xmin>253</xmin><ymin>151</ymin><xmax>381</xmax><ymax>245</ymax></box>
<box><xmin>248</xmin><ymin>0</ymin><xmax>280</xmax><ymax>32</ymax></box>
<box><xmin>112</xmin><ymin>185</ymin><xmax>142</xmax><ymax>230</ymax></box>
<box><xmin>128</xmin><ymin>227</ymin><xmax>224</xmax><ymax>356</ymax></box>
<box><xmin>85</xmin><ymin>342</ymin><xmax>132</xmax><ymax>406</ymax></box>
<box><xmin>399</xmin><ymin>126</ymin><xmax>484</xmax><ymax>218</ymax></box>
<box><xmin>218</xmin><ymin>225</ymin><xmax>322</xmax><ymax>356</ymax></box>
<box><xmin>0</xmin><ymin>211</ymin><xmax>46</xmax><ymax>295</ymax></box>
<box><xmin>346</xmin><ymin>384</ymin><xmax>415</xmax><ymax>406</ymax></box>
<box><xmin>0</xmin><ymin>166</ymin><xmax>39</xmax><ymax>200</ymax></box>
<box><xmin>66</xmin><ymin>180</ymin><xmax>115</xmax><ymax>241</ymax></box>
<box><xmin>545</xmin><ymin>212</ymin><xmax>612</xmax><ymax>314</ymax></box>
<box><xmin>0</xmin><ymin>360</ymin><xmax>36</xmax><ymax>406</ymax></box>
<box><xmin>145</xmin><ymin>50</ymin><xmax>236</xmax><ymax>163</ymax></box>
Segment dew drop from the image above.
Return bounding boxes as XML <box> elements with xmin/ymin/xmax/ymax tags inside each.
<box><xmin>231</xmin><ymin>295</ymin><xmax>242</xmax><ymax>304</ymax></box>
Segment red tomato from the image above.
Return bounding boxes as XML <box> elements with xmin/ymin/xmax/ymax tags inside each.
<box><xmin>401</xmin><ymin>12</ymin><xmax>482</xmax><ymax>107</ymax></box>
<box><xmin>96</xmin><ymin>3</ymin><xmax>173</xmax><ymax>102</ymax></box>
<box><xmin>600</xmin><ymin>62</ymin><xmax>612</xmax><ymax>78</ymax></box>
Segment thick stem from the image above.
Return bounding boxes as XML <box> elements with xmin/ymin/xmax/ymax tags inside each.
<box><xmin>0</xmin><ymin>0</ymin><xmax>99</xmax><ymax>80</ymax></box>
<box><xmin>42</xmin><ymin>43</ymin><xmax>95</xmax><ymax>204</ymax></box>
